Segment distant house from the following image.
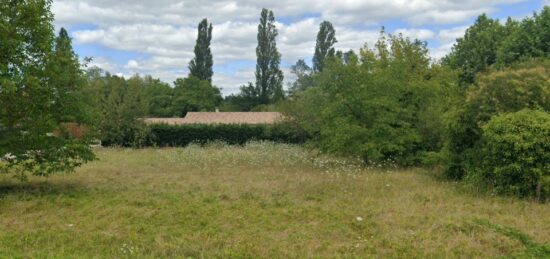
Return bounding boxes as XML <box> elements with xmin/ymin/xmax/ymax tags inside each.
<box><xmin>144</xmin><ymin>112</ymin><xmax>283</xmax><ymax>125</ymax></box>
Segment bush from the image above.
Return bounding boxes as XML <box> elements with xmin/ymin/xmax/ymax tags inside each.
<box><xmin>265</xmin><ymin>122</ymin><xmax>310</xmax><ymax>144</ymax></box>
<box><xmin>146</xmin><ymin>122</ymin><xmax>308</xmax><ymax>147</ymax></box>
<box><xmin>100</xmin><ymin>120</ymin><xmax>152</xmax><ymax>148</ymax></box>
<box><xmin>446</xmin><ymin>60</ymin><xmax>550</xmax><ymax>179</ymax></box>
<box><xmin>470</xmin><ymin>109</ymin><xmax>550</xmax><ymax>200</ymax></box>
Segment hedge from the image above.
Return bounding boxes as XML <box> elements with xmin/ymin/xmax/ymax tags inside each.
<box><xmin>147</xmin><ymin>123</ymin><xmax>309</xmax><ymax>147</ymax></box>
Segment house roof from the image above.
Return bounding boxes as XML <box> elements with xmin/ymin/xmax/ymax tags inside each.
<box><xmin>144</xmin><ymin>112</ymin><xmax>283</xmax><ymax>125</ymax></box>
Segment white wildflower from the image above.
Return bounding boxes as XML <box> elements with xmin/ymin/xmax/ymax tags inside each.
<box><xmin>2</xmin><ymin>153</ymin><xmax>16</xmax><ymax>161</ymax></box>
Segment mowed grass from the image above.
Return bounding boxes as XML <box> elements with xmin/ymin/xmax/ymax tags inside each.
<box><xmin>0</xmin><ymin>143</ymin><xmax>549</xmax><ymax>258</ymax></box>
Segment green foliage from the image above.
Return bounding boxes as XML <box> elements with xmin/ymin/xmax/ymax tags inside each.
<box><xmin>445</xmin><ymin>7</ymin><xmax>550</xmax><ymax>84</ymax></box>
<box><xmin>83</xmin><ymin>71</ymin><xmax>223</xmax><ymax>120</ymax></box>
<box><xmin>0</xmin><ymin>0</ymin><xmax>94</xmax><ymax>179</ymax></box>
<box><xmin>172</xmin><ymin>76</ymin><xmax>222</xmax><ymax>116</ymax></box>
<box><xmin>444</xmin><ymin>14</ymin><xmax>505</xmax><ymax>84</ymax></box>
<box><xmin>0</xmin><ymin>138</ymin><xmax>96</xmax><ymax>181</ymax></box>
<box><xmin>47</xmin><ymin>28</ymin><xmax>88</xmax><ymax>123</ymax></box>
<box><xmin>189</xmin><ymin>18</ymin><xmax>214</xmax><ymax>83</ymax></box>
<box><xmin>497</xmin><ymin>7</ymin><xmax>550</xmax><ymax>67</ymax></box>
<box><xmin>287</xmin><ymin>31</ymin><xmax>460</xmax><ymax>165</ymax></box>
<box><xmin>255</xmin><ymin>8</ymin><xmax>284</xmax><ymax>106</ymax></box>
<box><xmin>222</xmin><ymin>90</ymin><xmax>259</xmax><ymax>112</ymax></box>
<box><xmin>335</xmin><ymin>50</ymin><xmax>358</xmax><ymax>65</ymax></box>
<box><xmin>288</xmin><ymin>59</ymin><xmax>314</xmax><ymax>95</ymax></box>
<box><xmin>83</xmin><ymin>71</ymin><xmax>220</xmax><ymax>122</ymax></box>
<box><xmin>445</xmin><ymin>60</ymin><xmax>550</xmax><ymax>179</ymax></box>
<box><xmin>313</xmin><ymin>21</ymin><xmax>337</xmax><ymax>73</ymax></box>
<box><xmin>147</xmin><ymin>122</ymin><xmax>308</xmax><ymax>147</ymax></box>
<box><xmin>142</xmin><ymin>76</ymin><xmax>174</xmax><ymax>117</ymax></box>
<box><xmin>82</xmin><ymin>71</ymin><xmax>150</xmax><ymax>147</ymax></box>
<box><xmin>468</xmin><ymin>109</ymin><xmax>550</xmax><ymax>200</ymax></box>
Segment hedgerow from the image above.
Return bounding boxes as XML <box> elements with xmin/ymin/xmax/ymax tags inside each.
<box><xmin>145</xmin><ymin>122</ymin><xmax>309</xmax><ymax>147</ymax></box>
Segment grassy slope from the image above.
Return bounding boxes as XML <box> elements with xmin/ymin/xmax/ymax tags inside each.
<box><xmin>0</xmin><ymin>143</ymin><xmax>548</xmax><ymax>258</ymax></box>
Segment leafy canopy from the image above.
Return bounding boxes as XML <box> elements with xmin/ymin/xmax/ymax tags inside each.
<box><xmin>0</xmin><ymin>0</ymin><xmax>94</xmax><ymax>179</ymax></box>
<box><xmin>287</xmin><ymin>31</ymin><xmax>459</xmax><ymax>165</ymax></box>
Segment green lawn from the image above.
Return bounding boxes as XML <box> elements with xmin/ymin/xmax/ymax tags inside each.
<box><xmin>0</xmin><ymin>143</ymin><xmax>549</xmax><ymax>258</ymax></box>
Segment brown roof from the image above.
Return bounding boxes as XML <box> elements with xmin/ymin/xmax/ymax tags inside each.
<box><xmin>144</xmin><ymin>112</ymin><xmax>283</xmax><ymax>125</ymax></box>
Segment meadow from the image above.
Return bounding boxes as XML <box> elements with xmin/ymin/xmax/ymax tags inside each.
<box><xmin>0</xmin><ymin>143</ymin><xmax>549</xmax><ymax>258</ymax></box>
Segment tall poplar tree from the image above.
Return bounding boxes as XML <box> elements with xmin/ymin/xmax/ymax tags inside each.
<box><xmin>313</xmin><ymin>21</ymin><xmax>337</xmax><ymax>73</ymax></box>
<box><xmin>255</xmin><ymin>8</ymin><xmax>284</xmax><ymax>105</ymax></box>
<box><xmin>189</xmin><ymin>18</ymin><xmax>213</xmax><ymax>83</ymax></box>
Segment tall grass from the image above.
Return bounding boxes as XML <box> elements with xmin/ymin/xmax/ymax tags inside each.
<box><xmin>0</xmin><ymin>142</ymin><xmax>548</xmax><ymax>257</ymax></box>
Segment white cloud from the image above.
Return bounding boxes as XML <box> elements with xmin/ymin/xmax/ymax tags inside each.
<box><xmin>394</xmin><ymin>29</ymin><xmax>435</xmax><ymax>41</ymax></box>
<box><xmin>54</xmin><ymin>0</ymin><xmax>527</xmax><ymax>27</ymax></box>
<box><xmin>428</xmin><ymin>25</ymin><xmax>470</xmax><ymax>61</ymax></box>
<box><xmin>438</xmin><ymin>26</ymin><xmax>469</xmax><ymax>43</ymax></box>
<box><xmin>125</xmin><ymin>60</ymin><xmax>140</xmax><ymax>70</ymax></box>
<box><xmin>212</xmin><ymin>67</ymin><xmax>259</xmax><ymax>95</ymax></box>
<box><xmin>85</xmin><ymin>57</ymin><xmax>119</xmax><ymax>72</ymax></box>
<box><xmin>54</xmin><ymin>0</ymin><xmax>531</xmax><ymax>94</ymax></box>
<box><xmin>430</xmin><ymin>42</ymin><xmax>455</xmax><ymax>60</ymax></box>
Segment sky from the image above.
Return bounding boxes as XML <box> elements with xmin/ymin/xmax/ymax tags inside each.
<box><xmin>52</xmin><ymin>0</ymin><xmax>548</xmax><ymax>95</ymax></box>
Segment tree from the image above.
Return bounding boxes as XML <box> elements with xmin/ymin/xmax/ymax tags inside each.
<box><xmin>532</xmin><ymin>7</ymin><xmax>550</xmax><ymax>57</ymax></box>
<box><xmin>47</xmin><ymin>27</ymin><xmax>87</xmax><ymax>122</ymax></box>
<box><xmin>0</xmin><ymin>0</ymin><xmax>94</xmax><ymax>179</ymax></box>
<box><xmin>255</xmin><ymin>8</ymin><xmax>284</xmax><ymax>105</ymax></box>
<box><xmin>172</xmin><ymin>76</ymin><xmax>222</xmax><ymax>116</ymax></box>
<box><xmin>495</xmin><ymin>17</ymin><xmax>524</xmax><ymax>67</ymax></box>
<box><xmin>143</xmin><ymin>76</ymin><xmax>174</xmax><ymax>117</ymax></box>
<box><xmin>223</xmin><ymin>83</ymin><xmax>261</xmax><ymax>111</ymax></box>
<box><xmin>83</xmin><ymin>71</ymin><xmax>150</xmax><ymax>147</ymax></box>
<box><xmin>189</xmin><ymin>18</ymin><xmax>213</xmax><ymax>83</ymax></box>
<box><xmin>287</xmin><ymin>32</ymin><xmax>459</xmax><ymax>165</ymax></box>
<box><xmin>289</xmin><ymin>59</ymin><xmax>314</xmax><ymax>95</ymax></box>
<box><xmin>313</xmin><ymin>21</ymin><xmax>337</xmax><ymax>73</ymax></box>
<box><xmin>443</xmin><ymin>14</ymin><xmax>505</xmax><ymax>84</ymax></box>
<box><xmin>497</xmin><ymin>7</ymin><xmax>550</xmax><ymax>67</ymax></box>
<box><xmin>335</xmin><ymin>50</ymin><xmax>359</xmax><ymax>66</ymax></box>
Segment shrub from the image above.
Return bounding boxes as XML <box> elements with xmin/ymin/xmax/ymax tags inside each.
<box><xmin>265</xmin><ymin>122</ymin><xmax>310</xmax><ymax>144</ymax></box>
<box><xmin>470</xmin><ymin>109</ymin><xmax>550</xmax><ymax>200</ymax></box>
<box><xmin>446</xmin><ymin>59</ymin><xmax>550</xmax><ymax>179</ymax></box>
<box><xmin>100</xmin><ymin>120</ymin><xmax>152</xmax><ymax>148</ymax></box>
<box><xmin>145</xmin><ymin>123</ymin><xmax>308</xmax><ymax>147</ymax></box>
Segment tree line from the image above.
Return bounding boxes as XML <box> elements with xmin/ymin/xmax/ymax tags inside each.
<box><xmin>83</xmin><ymin>8</ymin><xmax>345</xmax><ymax>115</ymax></box>
<box><xmin>283</xmin><ymin>7</ymin><xmax>550</xmax><ymax>200</ymax></box>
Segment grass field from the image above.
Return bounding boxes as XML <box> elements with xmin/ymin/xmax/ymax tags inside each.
<box><xmin>0</xmin><ymin>143</ymin><xmax>549</xmax><ymax>258</ymax></box>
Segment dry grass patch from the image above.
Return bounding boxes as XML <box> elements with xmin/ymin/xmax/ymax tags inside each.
<box><xmin>0</xmin><ymin>143</ymin><xmax>548</xmax><ymax>257</ymax></box>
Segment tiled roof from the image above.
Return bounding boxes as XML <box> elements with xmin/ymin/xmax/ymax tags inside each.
<box><xmin>144</xmin><ymin>112</ymin><xmax>283</xmax><ymax>125</ymax></box>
